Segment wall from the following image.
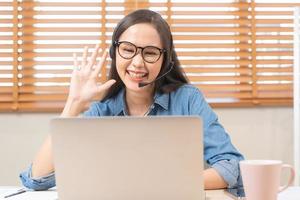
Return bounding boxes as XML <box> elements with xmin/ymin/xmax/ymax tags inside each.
<box><xmin>0</xmin><ymin>107</ymin><xmax>293</xmax><ymax>186</ymax></box>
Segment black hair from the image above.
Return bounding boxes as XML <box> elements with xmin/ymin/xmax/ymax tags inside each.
<box><xmin>104</xmin><ymin>9</ymin><xmax>188</xmax><ymax>100</ymax></box>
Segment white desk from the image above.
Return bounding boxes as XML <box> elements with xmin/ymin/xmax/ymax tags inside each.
<box><xmin>0</xmin><ymin>186</ymin><xmax>300</xmax><ymax>200</ymax></box>
<box><xmin>0</xmin><ymin>187</ymin><xmax>57</xmax><ymax>200</ymax></box>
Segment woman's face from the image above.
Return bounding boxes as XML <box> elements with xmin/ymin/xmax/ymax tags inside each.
<box><xmin>116</xmin><ymin>23</ymin><xmax>164</xmax><ymax>93</ymax></box>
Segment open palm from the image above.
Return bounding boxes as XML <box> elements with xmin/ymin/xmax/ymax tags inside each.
<box><xmin>68</xmin><ymin>44</ymin><xmax>116</xmax><ymax>104</ymax></box>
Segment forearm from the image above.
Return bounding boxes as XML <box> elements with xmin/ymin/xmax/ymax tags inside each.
<box><xmin>31</xmin><ymin>135</ymin><xmax>54</xmax><ymax>178</ymax></box>
<box><xmin>32</xmin><ymin>99</ymin><xmax>86</xmax><ymax>178</ymax></box>
<box><xmin>204</xmin><ymin>168</ymin><xmax>228</xmax><ymax>190</ymax></box>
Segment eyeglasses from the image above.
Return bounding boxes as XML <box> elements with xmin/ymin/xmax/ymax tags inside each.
<box><xmin>114</xmin><ymin>41</ymin><xmax>166</xmax><ymax>63</ymax></box>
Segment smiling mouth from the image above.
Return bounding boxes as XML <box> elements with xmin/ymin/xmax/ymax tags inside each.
<box><xmin>127</xmin><ymin>70</ymin><xmax>148</xmax><ymax>79</ymax></box>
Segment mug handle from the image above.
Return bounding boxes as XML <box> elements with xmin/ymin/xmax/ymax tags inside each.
<box><xmin>278</xmin><ymin>164</ymin><xmax>295</xmax><ymax>193</ymax></box>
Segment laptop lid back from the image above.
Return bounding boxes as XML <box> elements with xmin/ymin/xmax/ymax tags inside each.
<box><xmin>51</xmin><ymin>116</ymin><xmax>204</xmax><ymax>200</ymax></box>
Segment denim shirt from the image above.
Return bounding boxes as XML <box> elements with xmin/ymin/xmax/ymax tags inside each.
<box><xmin>20</xmin><ymin>84</ymin><xmax>244</xmax><ymax>190</ymax></box>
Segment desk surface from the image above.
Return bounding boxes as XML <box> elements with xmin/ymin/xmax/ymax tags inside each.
<box><xmin>0</xmin><ymin>187</ymin><xmax>232</xmax><ymax>200</ymax></box>
<box><xmin>0</xmin><ymin>186</ymin><xmax>299</xmax><ymax>200</ymax></box>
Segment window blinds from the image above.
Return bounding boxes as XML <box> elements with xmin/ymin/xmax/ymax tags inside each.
<box><xmin>0</xmin><ymin>0</ymin><xmax>296</xmax><ymax>112</ymax></box>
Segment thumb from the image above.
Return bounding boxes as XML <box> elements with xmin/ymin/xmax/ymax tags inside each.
<box><xmin>98</xmin><ymin>79</ymin><xmax>116</xmax><ymax>92</ymax></box>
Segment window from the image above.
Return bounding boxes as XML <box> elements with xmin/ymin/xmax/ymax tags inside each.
<box><xmin>0</xmin><ymin>0</ymin><xmax>296</xmax><ymax>112</ymax></box>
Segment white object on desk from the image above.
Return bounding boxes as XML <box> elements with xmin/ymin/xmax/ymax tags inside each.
<box><xmin>278</xmin><ymin>187</ymin><xmax>300</xmax><ymax>200</ymax></box>
<box><xmin>0</xmin><ymin>187</ymin><xmax>57</xmax><ymax>200</ymax></box>
<box><xmin>0</xmin><ymin>187</ymin><xmax>23</xmax><ymax>199</ymax></box>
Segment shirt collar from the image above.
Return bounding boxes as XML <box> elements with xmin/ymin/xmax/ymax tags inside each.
<box><xmin>113</xmin><ymin>88</ymin><xmax>170</xmax><ymax>115</ymax></box>
<box><xmin>153</xmin><ymin>91</ymin><xmax>169</xmax><ymax>110</ymax></box>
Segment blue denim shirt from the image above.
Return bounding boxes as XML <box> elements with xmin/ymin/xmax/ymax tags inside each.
<box><xmin>20</xmin><ymin>84</ymin><xmax>244</xmax><ymax>190</ymax></box>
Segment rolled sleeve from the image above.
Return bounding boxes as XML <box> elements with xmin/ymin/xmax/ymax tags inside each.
<box><xmin>19</xmin><ymin>165</ymin><xmax>56</xmax><ymax>191</ymax></box>
<box><xmin>212</xmin><ymin>159</ymin><xmax>243</xmax><ymax>188</ymax></box>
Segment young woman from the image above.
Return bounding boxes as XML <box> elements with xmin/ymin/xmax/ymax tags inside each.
<box><xmin>20</xmin><ymin>9</ymin><xmax>244</xmax><ymax>190</ymax></box>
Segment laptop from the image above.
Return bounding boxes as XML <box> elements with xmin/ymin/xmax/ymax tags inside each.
<box><xmin>50</xmin><ymin>116</ymin><xmax>204</xmax><ymax>200</ymax></box>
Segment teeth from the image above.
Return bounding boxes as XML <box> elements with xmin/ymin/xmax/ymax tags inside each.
<box><xmin>128</xmin><ymin>71</ymin><xmax>146</xmax><ymax>78</ymax></box>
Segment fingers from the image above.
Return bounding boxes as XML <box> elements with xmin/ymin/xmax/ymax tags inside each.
<box><xmin>75</xmin><ymin>45</ymin><xmax>106</xmax><ymax>77</ymax></box>
<box><xmin>87</xmin><ymin>44</ymin><xmax>100</xmax><ymax>70</ymax></box>
<box><xmin>93</xmin><ymin>50</ymin><xmax>108</xmax><ymax>77</ymax></box>
<box><xmin>73</xmin><ymin>53</ymin><xmax>78</xmax><ymax>66</ymax></box>
<box><xmin>97</xmin><ymin>79</ymin><xmax>116</xmax><ymax>93</ymax></box>
<box><xmin>81</xmin><ymin>46</ymin><xmax>88</xmax><ymax>67</ymax></box>
<box><xmin>73</xmin><ymin>53</ymin><xmax>79</xmax><ymax>71</ymax></box>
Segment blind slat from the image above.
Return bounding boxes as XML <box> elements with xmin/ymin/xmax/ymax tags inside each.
<box><xmin>19</xmin><ymin>94</ymin><xmax>67</xmax><ymax>101</ymax></box>
<box><xmin>188</xmin><ymin>76</ymin><xmax>252</xmax><ymax>82</ymax></box>
<box><xmin>172</xmin><ymin>19</ymin><xmax>250</xmax><ymax>25</ymax></box>
<box><xmin>197</xmin><ymin>84</ymin><xmax>252</xmax><ymax>91</ymax></box>
<box><xmin>181</xmin><ymin>60</ymin><xmax>251</xmax><ymax>65</ymax></box>
<box><xmin>19</xmin><ymin>86</ymin><xmax>68</xmax><ymax>93</ymax></box>
<box><xmin>184</xmin><ymin>67</ymin><xmax>251</xmax><ymax>74</ymax></box>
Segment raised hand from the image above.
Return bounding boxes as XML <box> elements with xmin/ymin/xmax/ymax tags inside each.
<box><xmin>62</xmin><ymin>44</ymin><xmax>116</xmax><ymax>116</ymax></box>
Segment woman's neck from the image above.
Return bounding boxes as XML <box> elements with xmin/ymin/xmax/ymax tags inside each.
<box><xmin>125</xmin><ymin>89</ymin><xmax>154</xmax><ymax>116</ymax></box>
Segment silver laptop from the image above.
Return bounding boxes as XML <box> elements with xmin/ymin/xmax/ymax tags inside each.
<box><xmin>51</xmin><ymin>116</ymin><xmax>204</xmax><ymax>200</ymax></box>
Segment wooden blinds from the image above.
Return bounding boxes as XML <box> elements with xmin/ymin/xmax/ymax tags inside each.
<box><xmin>0</xmin><ymin>0</ymin><xmax>16</xmax><ymax>111</ymax></box>
<box><xmin>0</xmin><ymin>0</ymin><xmax>296</xmax><ymax>112</ymax></box>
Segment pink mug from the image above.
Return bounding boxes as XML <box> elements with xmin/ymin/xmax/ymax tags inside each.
<box><xmin>240</xmin><ymin>160</ymin><xmax>295</xmax><ymax>200</ymax></box>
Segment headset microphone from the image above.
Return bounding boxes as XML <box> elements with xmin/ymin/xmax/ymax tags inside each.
<box><xmin>138</xmin><ymin>61</ymin><xmax>174</xmax><ymax>88</ymax></box>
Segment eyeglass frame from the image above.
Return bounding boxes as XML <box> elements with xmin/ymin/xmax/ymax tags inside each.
<box><xmin>114</xmin><ymin>40</ymin><xmax>166</xmax><ymax>64</ymax></box>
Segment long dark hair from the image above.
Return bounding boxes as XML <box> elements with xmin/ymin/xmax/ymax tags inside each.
<box><xmin>104</xmin><ymin>9</ymin><xmax>188</xmax><ymax>100</ymax></box>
